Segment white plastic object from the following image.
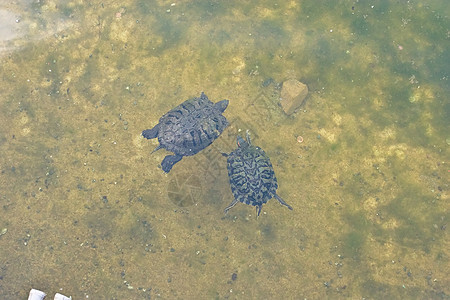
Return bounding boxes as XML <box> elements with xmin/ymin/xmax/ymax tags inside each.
<box><xmin>28</xmin><ymin>289</ymin><xmax>46</xmax><ymax>300</ymax></box>
<box><xmin>54</xmin><ymin>293</ymin><xmax>71</xmax><ymax>300</ymax></box>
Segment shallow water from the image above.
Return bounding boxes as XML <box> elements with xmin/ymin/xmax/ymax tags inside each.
<box><xmin>0</xmin><ymin>0</ymin><xmax>448</xmax><ymax>299</ymax></box>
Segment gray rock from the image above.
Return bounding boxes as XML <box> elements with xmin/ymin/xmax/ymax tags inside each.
<box><xmin>280</xmin><ymin>79</ymin><xmax>308</xmax><ymax>115</ymax></box>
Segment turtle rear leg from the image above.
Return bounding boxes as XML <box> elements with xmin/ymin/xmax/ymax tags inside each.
<box><xmin>256</xmin><ymin>204</ymin><xmax>263</xmax><ymax>217</ymax></box>
<box><xmin>224</xmin><ymin>198</ymin><xmax>239</xmax><ymax>214</ymax></box>
<box><xmin>142</xmin><ymin>124</ymin><xmax>160</xmax><ymax>139</ymax></box>
<box><xmin>274</xmin><ymin>194</ymin><xmax>293</xmax><ymax>211</ymax></box>
<box><xmin>161</xmin><ymin>154</ymin><xmax>183</xmax><ymax>173</ymax></box>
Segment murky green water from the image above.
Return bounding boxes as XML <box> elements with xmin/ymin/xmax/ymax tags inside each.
<box><xmin>0</xmin><ymin>0</ymin><xmax>448</xmax><ymax>299</ymax></box>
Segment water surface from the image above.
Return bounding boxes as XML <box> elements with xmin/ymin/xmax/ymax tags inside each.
<box><xmin>0</xmin><ymin>0</ymin><xmax>448</xmax><ymax>298</ymax></box>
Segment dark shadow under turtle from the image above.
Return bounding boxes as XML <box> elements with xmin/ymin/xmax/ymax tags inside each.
<box><xmin>142</xmin><ymin>92</ymin><xmax>229</xmax><ymax>173</ymax></box>
<box><xmin>222</xmin><ymin>131</ymin><xmax>293</xmax><ymax>216</ymax></box>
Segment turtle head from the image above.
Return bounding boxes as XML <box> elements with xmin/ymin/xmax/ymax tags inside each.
<box><xmin>215</xmin><ymin>99</ymin><xmax>229</xmax><ymax>113</ymax></box>
<box><xmin>236</xmin><ymin>135</ymin><xmax>249</xmax><ymax>148</ymax></box>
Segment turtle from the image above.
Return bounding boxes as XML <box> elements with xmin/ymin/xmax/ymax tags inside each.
<box><xmin>142</xmin><ymin>92</ymin><xmax>229</xmax><ymax>173</ymax></box>
<box><xmin>222</xmin><ymin>131</ymin><xmax>293</xmax><ymax>216</ymax></box>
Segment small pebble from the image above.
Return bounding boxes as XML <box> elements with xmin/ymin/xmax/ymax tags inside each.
<box><xmin>231</xmin><ymin>273</ymin><xmax>237</xmax><ymax>281</ymax></box>
<box><xmin>262</xmin><ymin>78</ymin><xmax>274</xmax><ymax>87</ymax></box>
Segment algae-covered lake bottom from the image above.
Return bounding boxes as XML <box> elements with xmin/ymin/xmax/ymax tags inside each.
<box><xmin>0</xmin><ymin>0</ymin><xmax>448</xmax><ymax>299</ymax></box>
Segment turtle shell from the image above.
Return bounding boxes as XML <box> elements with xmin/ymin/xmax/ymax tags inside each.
<box><xmin>223</xmin><ymin>132</ymin><xmax>292</xmax><ymax>216</ymax></box>
<box><xmin>142</xmin><ymin>92</ymin><xmax>229</xmax><ymax>173</ymax></box>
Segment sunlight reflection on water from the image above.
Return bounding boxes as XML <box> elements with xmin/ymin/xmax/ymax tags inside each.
<box><xmin>0</xmin><ymin>1</ymin><xmax>75</xmax><ymax>55</ymax></box>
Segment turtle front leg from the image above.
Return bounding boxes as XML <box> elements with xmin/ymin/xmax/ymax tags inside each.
<box><xmin>142</xmin><ymin>124</ymin><xmax>160</xmax><ymax>139</ymax></box>
<box><xmin>245</xmin><ymin>129</ymin><xmax>251</xmax><ymax>145</ymax></box>
<box><xmin>161</xmin><ymin>154</ymin><xmax>183</xmax><ymax>173</ymax></box>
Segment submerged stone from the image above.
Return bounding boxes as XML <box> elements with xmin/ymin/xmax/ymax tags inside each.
<box><xmin>280</xmin><ymin>79</ymin><xmax>308</xmax><ymax>115</ymax></box>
